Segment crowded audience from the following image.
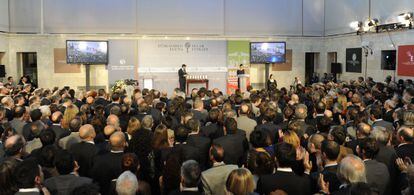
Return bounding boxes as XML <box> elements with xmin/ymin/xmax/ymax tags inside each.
<box><xmin>1</xmin><ymin>75</ymin><xmax>414</xmax><ymax>195</ymax></box>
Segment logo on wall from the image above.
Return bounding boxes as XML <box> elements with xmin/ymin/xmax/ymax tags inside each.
<box><xmin>398</xmin><ymin>45</ymin><xmax>414</xmax><ymax>76</ymax></box>
<box><xmin>157</xmin><ymin>42</ymin><xmax>209</xmax><ymax>53</ymax></box>
<box><xmin>346</xmin><ymin>48</ymin><xmax>362</xmax><ymax>73</ymax></box>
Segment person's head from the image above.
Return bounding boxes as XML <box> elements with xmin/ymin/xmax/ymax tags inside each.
<box><xmin>39</xmin><ymin>129</ymin><xmax>56</xmax><ymax>146</ymax></box>
<box><xmin>224</xmin><ymin>117</ymin><xmax>238</xmax><ymax>135</ymax></box>
<box><xmin>397</xmin><ymin>126</ymin><xmax>414</xmax><ymax>144</ymax></box>
<box><xmin>282</xmin><ymin>130</ymin><xmax>300</xmax><ymax>149</ymax></box>
<box><xmin>182</xmin><ymin>64</ymin><xmax>186</xmax><ymax>69</ymax></box>
<box><xmin>337</xmin><ymin>155</ymin><xmax>367</xmax><ymax>185</ymax></box>
<box><xmin>104</xmin><ymin>125</ymin><xmax>117</xmax><ymax>139</ymax></box>
<box><xmin>328</xmin><ymin>126</ymin><xmax>347</xmax><ymax>145</ymax></box>
<box><xmin>54</xmin><ymin>150</ymin><xmax>78</xmax><ymax>175</ymax></box>
<box><xmin>116</xmin><ymin>171</ymin><xmax>138</xmax><ymax>195</ymax></box>
<box><xmin>370</xmin><ymin>127</ymin><xmax>390</xmax><ymax>146</ymax></box>
<box><xmin>308</xmin><ymin>133</ymin><xmax>325</xmax><ymax>152</ymax></box>
<box><xmin>121</xmin><ymin>153</ymin><xmax>140</xmax><ymax>174</ymax></box>
<box><xmin>175</xmin><ymin>126</ymin><xmax>189</xmax><ymax>143</ymax></box>
<box><xmin>321</xmin><ymin>140</ymin><xmax>340</xmax><ymax>162</ymax></box>
<box><xmin>0</xmin><ymin>159</ymin><xmax>18</xmax><ymax>194</ymax></box>
<box><xmin>250</xmin><ymin>130</ymin><xmax>271</xmax><ymax>148</ymax></box>
<box><xmin>316</xmin><ymin>101</ymin><xmax>326</xmax><ymax>114</ymax></box>
<box><xmin>370</xmin><ymin>106</ymin><xmax>383</xmax><ymax>120</ymax></box>
<box><xmin>4</xmin><ymin>135</ymin><xmax>25</xmax><ymax>158</ymax></box>
<box><xmin>357</xmin><ymin>138</ymin><xmax>379</xmax><ymax>160</ymax></box>
<box><xmin>357</xmin><ymin>123</ymin><xmax>372</xmax><ymax>138</ymax></box>
<box><xmin>110</xmin><ymin>132</ymin><xmax>126</xmax><ymax>152</ymax></box>
<box><xmin>79</xmin><ymin>124</ymin><xmax>96</xmax><ymax>141</ymax></box>
<box><xmin>239</xmin><ymin>64</ymin><xmax>243</xmax><ymax>69</ymax></box>
<box><xmin>247</xmin><ymin>151</ymin><xmax>275</xmax><ymax>176</ymax></box>
<box><xmin>294</xmin><ymin>104</ymin><xmax>308</xmax><ymax>120</ymax></box>
<box><xmin>51</xmin><ymin>111</ymin><xmax>63</xmax><ymax>123</ymax></box>
<box><xmin>127</xmin><ymin>117</ymin><xmax>141</xmax><ymax>135</ymax></box>
<box><xmin>107</xmin><ymin>114</ymin><xmax>120</xmax><ymax>128</ymax></box>
<box><xmin>186</xmin><ymin>118</ymin><xmax>200</xmax><ymax>133</ymax></box>
<box><xmin>14</xmin><ymin>159</ymin><xmax>43</xmax><ymax>189</ymax></box>
<box><xmin>7</xmin><ymin>76</ymin><xmax>13</xmax><ymax>82</ymax></box>
<box><xmin>69</xmin><ymin>117</ymin><xmax>82</xmax><ymax>132</ymax></box>
<box><xmin>226</xmin><ymin>168</ymin><xmax>255</xmax><ymax>195</ymax></box>
<box><xmin>239</xmin><ymin>103</ymin><xmax>250</xmax><ymax>116</ymax></box>
<box><xmin>209</xmin><ymin>144</ymin><xmax>225</xmax><ymax>163</ymax></box>
<box><xmin>180</xmin><ymin>160</ymin><xmax>201</xmax><ymax>188</ymax></box>
<box><xmin>275</xmin><ymin>142</ymin><xmax>296</xmax><ymax>168</ymax></box>
<box><xmin>269</xmin><ymin>74</ymin><xmax>273</xmax><ymax>79</ymax></box>
<box><xmin>193</xmin><ymin>99</ymin><xmax>204</xmax><ymax>110</ymax></box>
<box><xmin>141</xmin><ymin>115</ymin><xmax>154</xmax><ymax>130</ymax></box>
<box><xmin>112</xmin><ymin>92</ymin><xmax>121</xmax><ymax>102</ymax></box>
<box><xmin>208</xmin><ymin>108</ymin><xmax>220</xmax><ymax>123</ymax></box>
<box><xmin>30</xmin><ymin>109</ymin><xmax>42</xmax><ymax>121</ymax></box>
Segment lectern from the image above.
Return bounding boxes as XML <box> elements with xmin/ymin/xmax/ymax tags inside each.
<box><xmin>238</xmin><ymin>74</ymin><xmax>250</xmax><ymax>93</ymax></box>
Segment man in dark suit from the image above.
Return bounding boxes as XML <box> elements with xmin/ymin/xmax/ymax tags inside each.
<box><xmin>255</xmin><ymin>108</ymin><xmax>281</xmax><ymax>143</ymax></box>
<box><xmin>178</xmin><ymin>64</ymin><xmax>188</xmax><ymax>92</ymax></box>
<box><xmin>213</xmin><ymin>118</ymin><xmax>248</xmax><ymax>166</ymax></box>
<box><xmin>170</xmin><ymin>160</ymin><xmax>202</xmax><ymax>195</ymax></box>
<box><xmin>69</xmin><ymin>124</ymin><xmax>98</xmax><ymax>177</ymax></box>
<box><xmin>186</xmin><ymin>119</ymin><xmax>211</xmax><ymax>169</ymax></box>
<box><xmin>191</xmin><ymin>99</ymin><xmax>208</xmax><ymax>125</ymax></box>
<box><xmin>311</xmin><ymin>140</ymin><xmax>341</xmax><ymax>194</ymax></box>
<box><xmin>94</xmin><ymin>88</ymin><xmax>109</xmax><ymax>108</ymax></box>
<box><xmin>14</xmin><ymin>159</ymin><xmax>43</xmax><ymax>195</ymax></box>
<box><xmin>357</xmin><ymin>138</ymin><xmax>390</xmax><ymax>195</ymax></box>
<box><xmin>49</xmin><ymin>111</ymin><xmax>70</xmax><ymax>141</ymax></box>
<box><xmin>164</xmin><ymin>126</ymin><xmax>201</xmax><ymax>163</ymax></box>
<box><xmin>201</xmin><ymin>108</ymin><xmax>224</xmax><ymax>140</ymax></box>
<box><xmin>371</xmin><ymin>106</ymin><xmax>394</xmax><ymax>132</ymax></box>
<box><xmin>89</xmin><ymin>132</ymin><xmax>126</xmax><ymax>195</ymax></box>
<box><xmin>104</xmin><ymin>92</ymin><xmax>122</xmax><ymax>117</ymax></box>
<box><xmin>256</xmin><ymin>142</ymin><xmax>311</xmax><ymax>195</ymax></box>
<box><xmin>22</xmin><ymin>109</ymin><xmax>47</xmax><ymax>141</ymax></box>
<box><xmin>396</xmin><ymin>126</ymin><xmax>414</xmax><ymax>161</ymax></box>
<box><xmin>44</xmin><ymin>151</ymin><xmax>92</xmax><ymax>195</ymax></box>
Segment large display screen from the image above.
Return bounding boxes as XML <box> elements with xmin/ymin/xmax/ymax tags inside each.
<box><xmin>66</xmin><ymin>40</ymin><xmax>108</xmax><ymax>64</ymax></box>
<box><xmin>250</xmin><ymin>42</ymin><xmax>286</xmax><ymax>64</ymax></box>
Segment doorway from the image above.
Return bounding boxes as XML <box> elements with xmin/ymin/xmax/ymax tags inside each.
<box><xmin>18</xmin><ymin>52</ymin><xmax>38</xmax><ymax>86</ymax></box>
<box><xmin>305</xmin><ymin>52</ymin><xmax>320</xmax><ymax>85</ymax></box>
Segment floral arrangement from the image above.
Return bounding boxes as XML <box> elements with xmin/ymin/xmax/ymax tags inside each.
<box><xmin>111</xmin><ymin>79</ymin><xmax>138</xmax><ymax>93</ymax></box>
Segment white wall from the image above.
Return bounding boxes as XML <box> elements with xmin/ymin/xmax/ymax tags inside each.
<box><xmin>9</xmin><ymin>0</ymin><xmax>41</xmax><ymax>33</ymax></box>
<box><xmin>322</xmin><ymin>30</ymin><xmax>414</xmax><ymax>82</ymax></box>
<box><xmin>0</xmin><ymin>0</ymin><xmax>9</xmax><ymax>32</ymax></box>
<box><xmin>44</xmin><ymin>0</ymin><xmax>137</xmax><ymax>33</ymax></box>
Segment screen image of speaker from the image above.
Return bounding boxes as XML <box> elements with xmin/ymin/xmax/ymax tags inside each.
<box><xmin>381</xmin><ymin>50</ymin><xmax>396</xmax><ymax>70</ymax></box>
<box><xmin>331</xmin><ymin>63</ymin><xmax>342</xmax><ymax>74</ymax></box>
<box><xmin>0</xmin><ymin>65</ymin><xmax>5</xmax><ymax>77</ymax></box>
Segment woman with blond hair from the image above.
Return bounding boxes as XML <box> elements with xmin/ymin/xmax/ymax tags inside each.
<box><xmin>226</xmin><ymin>168</ymin><xmax>255</xmax><ymax>195</ymax></box>
<box><xmin>126</xmin><ymin>117</ymin><xmax>141</xmax><ymax>140</ymax></box>
<box><xmin>61</xmin><ymin>104</ymin><xmax>79</xmax><ymax>129</ymax></box>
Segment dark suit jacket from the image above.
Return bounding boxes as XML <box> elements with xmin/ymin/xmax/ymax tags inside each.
<box><xmin>94</xmin><ymin>97</ymin><xmax>109</xmax><ymax>107</ymax></box>
<box><xmin>178</xmin><ymin>68</ymin><xmax>187</xmax><ymax>81</ymax></box>
<box><xmin>364</xmin><ymin>159</ymin><xmax>390</xmax><ymax>195</ymax></box>
<box><xmin>49</xmin><ymin>125</ymin><xmax>71</xmax><ymax>141</ymax></box>
<box><xmin>191</xmin><ymin>110</ymin><xmax>208</xmax><ymax>125</ymax></box>
<box><xmin>187</xmin><ymin>134</ymin><xmax>211</xmax><ymax>169</ymax></box>
<box><xmin>44</xmin><ymin>174</ymin><xmax>92</xmax><ymax>195</ymax></box>
<box><xmin>396</xmin><ymin>143</ymin><xmax>414</xmax><ymax>161</ymax></box>
<box><xmin>213</xmin><ymin>133</ymin><xmax>249</xmax><ymax>166</ymax></box>
<box><xmin>162</xmin><ymin>143</ymin><xmax>201</xmax><ymax>164</ymax></box>
<box><xmin>104</xmin><ymin>102</ymin><xmax>121</xmax><ymax>116</ymax></box>
<box><xmin>89</xmin><ymin>151</ymin><xmax>124</xmax><ymax>195</ymax></box>
<box><xmin>311</xmin><ymin>165</ymin><xmax>340</xmax><ymax>194</ymax></box>
<box><xmin>200</xmin><ymin>122</ymin><xmax>224</xmax><ymax>140</ymax></box>
<box><xmin>169</xmin><ymin>190</ymin><xmax>201</xmax><ymax>195</ymax></box>
<box><xmin>69</xmin><ymin>141</ymin><xmax>98</xmax><ymax>177</ymax></box>
<box><xmin>256</xmin><ymin>170</ymin><xmax>311</xmax><ymax>195</ymax></box>
<box><xmin>375</xmin><ymin>145</ymin><xmax>398</xmax><ymax>195</ymax></box>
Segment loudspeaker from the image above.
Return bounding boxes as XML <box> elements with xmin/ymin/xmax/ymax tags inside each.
<box><xmin>0</xmin><ymin>65</ymin><xmax>5</xmax><ymax>77</ymax></box>
<box><xmin>331</xmin><ymin>63</ymin><xmax>342</xmax><ymax>74</ymax></box>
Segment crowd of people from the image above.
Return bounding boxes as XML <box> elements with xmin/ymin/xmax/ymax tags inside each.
<box><xmin>1</xmin><ymin>75</ymin><xmax>414</xmax><ymax>195</ymax></box>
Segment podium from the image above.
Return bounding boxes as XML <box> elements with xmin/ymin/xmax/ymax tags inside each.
<box><xmin>238</xmin><ymin>74</ymin><xmax>250</xmax><ymax>93</ymax></box>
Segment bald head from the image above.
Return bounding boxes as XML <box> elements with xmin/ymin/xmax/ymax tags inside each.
<box><xmin>338</xmin><ymin>155</ymin><xmax>366</xmax><ymax>184</ymax></box>
<box><xmin>398</xmin><ymin>126</ymin><xmax>414</xmax><ymax>144</ymax></box>
<box><xmin>357</xmin><ymin>123</ymin><xmax>372</xmax><ymax>138</ymax></box>
<box><xmin>79</xmin><ymin>124</ymin><xmax>96</xmax><ymax>141</ymax></box>
<box><xmin>295</xmin><ymin>104</ymin><xmax>307</xmax><ymax>120</ymax></box>
<box><xmin>104</xmin><ymin>125</ymin><xmax>117</xmax><ymax>138</ymax></box>
<box><xmin>239</xmin><ymin>103</ymin><xmax>250</xmax><ymax>115</ymax></box>
<box><xmin>51</xmin><ymin>111</ymin><xmax>63</xmax><ymax>123</ymax></box>
<box><xmin>291</xmin><ymin>94</ymin><xmax>299</xmax><ymax>103</ymax></box>
<box><xmin>107</xmin><ymin>114</ymin><xmax>120</xmax><ymax>127</ymax></box>
<box><xmin>5</xmin><ymin>135</ymin><xmax>25</xmax><ymax>157</ymax></box>
<box><xmin>110</xmin><ymin>132</ymin><xmax>126</xmax><ymax>151</ymax></box>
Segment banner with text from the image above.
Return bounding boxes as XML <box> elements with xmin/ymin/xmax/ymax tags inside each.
<box><xmin>398</xmin><ymin>45</ymin><xmax>414</xmax><ymax>76</ymax></box>
<box><xmin>138</xmin><ymin>40</ymin><xmax>227</xmax><ymax>69</ymax></box>
<box><xmin>227</xmin><ymin>41</ymin><xmax>250</xmax><ymax>94</ymax></box>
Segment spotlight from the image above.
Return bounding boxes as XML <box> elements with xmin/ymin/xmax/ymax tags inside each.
<box><xmin>398</xmin><ymin>12</ymin><xmax>413</xmax><ymax>27</ymax></box>
<box><xmin>350</xmin><ymin>21</ymin><xmax>363</xmax><ymax>31</ymax></box>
